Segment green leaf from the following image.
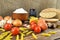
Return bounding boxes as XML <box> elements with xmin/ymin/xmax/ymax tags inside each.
<box><xmin>16</xmin><ymin>35</ymin><xmax>19</xmax><ymax>40</ymax></box>
<box><xmin>0</xmin><ymin>31</ymin><xmax>10</xmax><ymax>40</ymax></box>
<box><xmin>4</xmin><ymin>33</ymin><xmax>12</xmax><ymax>40</ymax></box>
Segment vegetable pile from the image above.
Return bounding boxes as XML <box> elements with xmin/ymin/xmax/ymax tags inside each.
<box><xmin>0</xmin><ymin>16</ymin><xmax>49</xmax><ymax>40</ymax></box>
<box><xmin>30</xmin><ymin>17</ymin><xmax>48</xmax><ymax>33</ymax></box>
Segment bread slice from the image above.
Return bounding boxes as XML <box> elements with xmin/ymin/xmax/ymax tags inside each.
<box><xmin>44</xmin><ymin>19</ymin><xmax>59</xmax><ymax>22</ymax></box>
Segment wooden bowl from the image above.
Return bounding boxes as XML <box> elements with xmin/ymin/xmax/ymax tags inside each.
<box><xmin>12</xmin><ymin>13</ymin><xmax>29</xmax><ymax>21</ymax></box>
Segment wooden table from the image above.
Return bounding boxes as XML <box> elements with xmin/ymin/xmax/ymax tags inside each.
<box><xmin>24</xmin><ymin>28</ymin><xmax>60</xmax><ymax>40</ymax></box>
<box><xmin>0</xmin><ymin>28</ymin><xmax>60</xmax><ymax>40</ymax></box>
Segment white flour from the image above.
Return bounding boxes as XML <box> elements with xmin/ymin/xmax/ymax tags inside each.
<box><xmin>13</xmin><ymin>8</ymin><xmax>28</xmax><ymax>13</ymax></box>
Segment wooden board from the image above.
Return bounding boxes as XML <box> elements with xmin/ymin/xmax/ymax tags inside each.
<box><xmin>56</xmin><ymin>0</ymin><xmax>60</xmax><ymax>9</ymax></box>
<box><xmin>0</xmin><ymin>28</ymin><xmax>60</xmax><ymax>40</ymax></box>
<box><xmin>0</xmin><ymin>0</ymin><xmax>58</xmax><ymax>17</ymax></box>
<box><xmin>24</xmin><ymin>28</ymin><xmax>60</xmax><ymax>40</ymax></box>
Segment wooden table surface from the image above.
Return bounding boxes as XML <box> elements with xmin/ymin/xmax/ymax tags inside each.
<box><xmin>0</xmin><ymin>28</ymin><xmax>60</xmax><ymax>40</ymax></box>
<box><xmin>24</xmin><ymin>28</ymin><xmax>60</xmax><ymax>40</ymax></box>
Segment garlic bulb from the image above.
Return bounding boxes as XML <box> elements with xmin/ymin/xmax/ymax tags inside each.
<box><xmin>26</xmin><ymin>25</ymin><xmax>30</xmax><ymax>29</ymax></box>
<box><xmin>47</xmin><ymin>23</ymin><xmax>57</xmax><ymax>29</ymax></box>
<box><xmin>7</xmin><ymin>19</ymin><xmax>13</xmax><ymax>24</ymax></box>
<box><xmin>0</xmin><ymin>20</ymin><xmax>6</xmax><ymax>28</ymax></box>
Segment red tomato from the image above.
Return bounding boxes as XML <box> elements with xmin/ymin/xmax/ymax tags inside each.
<box><xmin>30</xmin><ymin>24</ymin><xmax>37</xmax><ymax>30</ymax></box>
<box><xmin>40</xmin><ymin>23</ymin><xmax>47</xmax><ymax>31</ymax></box>
<box><xmin>34</xmin><ymin>26</ymin><xmax>41</xmax><ymax>33</ymax></box>
<box><xmin>4</xmin><ymin>23</ymin><xmax>12</xmax><ymax>31</ymax></box>
<box><xmin>38</xmin><ymin>18</ymin><xmax>48</xmax><ymax>31</ymax></box>
<box><xmin>11</xmin><ymin>27</ymin><xmax>19</xmax><ymax>36</ymax></box>
<box><xmin>30</xmin><ymin>21</ymin><xmax>36</xmax><ymax>25</ymax></box>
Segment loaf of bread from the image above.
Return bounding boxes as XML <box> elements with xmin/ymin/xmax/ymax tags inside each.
<box><xmin>39</xmin><ymin>8</ymin><xmax>60</xmax><ymax>20</ymax></box>
<box><xmin>44</xmin><ymin>19</ymin><xmax>59</xmax><ymax>22</ymax></box>
<box><xmin>40</xmin><ymin>12</ymin><xmax>56</xmax><ymax>18</ymax></box>
<box><xmin>40</xmin><ymin>8</ymin><xmax>57</xmax><ymax>18</ymax></box>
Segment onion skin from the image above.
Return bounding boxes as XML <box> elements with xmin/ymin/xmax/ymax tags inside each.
<box><xmin>4</xmin><ymin>16</ymin><xmax>12</xmax><ymax>21</ymax></box>
<box><xmin>13</xmin><ymin>19</ymin><xmax>22</xmax><ymax>27</ymax></box>
<box><xmin>0</xmin><ymin>16</ymin><xmax>3</xmax><ymax>20</ymax></box>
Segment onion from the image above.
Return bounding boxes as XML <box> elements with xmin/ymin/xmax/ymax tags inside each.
<box><xmin>23</xmin><ymin>24</ymin><xmax>30</xmax><ymax>29</ymax></box>
<box><xmin>23</xmin><ymin>24</ymin><xmax>28</xmax><ymax>27</ymax></box>
<box><xmin>4</xmin><ymin>16</ymin><xmax>12</xmax><ymax>21</ymax></box>
<box><xmin>0</xmin><ymin>16</ymin><xmax>3</xmax><ymax>20</ymax></box>
<box><xmin>13</xmin><ymin>19</ymin><xmax>22</xmax><ymax>26</ymax></box>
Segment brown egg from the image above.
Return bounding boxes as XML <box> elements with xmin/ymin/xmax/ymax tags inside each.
<box><xmin>0</xmin><ymin>16</ymin><xmax>3</xmax><ymax>20</ymax></box>
<box><xmin>4</xmin><ymin>16</ymin><xmax>12</xmax><ymax>21</ymax></box>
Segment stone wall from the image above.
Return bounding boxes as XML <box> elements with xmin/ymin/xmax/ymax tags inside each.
<box><xmin>0</xmin><ymin>0</ymin><xmax>59</xmax><ymax>17</ymax></box>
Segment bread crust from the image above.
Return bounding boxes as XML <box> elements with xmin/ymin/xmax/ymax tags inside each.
<box><xmin>40</xmin><ymin>8</ymin><xmax>60</xmax><ymax>18</ymax></box>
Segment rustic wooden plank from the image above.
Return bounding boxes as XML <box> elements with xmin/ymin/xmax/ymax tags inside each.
<box><xmin>46</xmin><ymin>0</ymin><xmax>57</xmax><ymax>8</ymax></box>
<box><xmin>24</xmin><ymin>0</ymin><xmax>48</xmax><ymax>17</ymax></box>
<box><xmin>55</xmin><ymin>0</ymin><xmax>60</xmax><ymax>20</ymax></box>
<box><xmin>0</xmin><ymin>0</ymin><xmax>23</xmax><ymax>17</ymax></box>
<box><xmin>24</xmin><ymin>0</ymin><xmax>57</xmax><ymax>17</ymax></box>
<box><xmin>0</xmin><ymin>0</ymin><xmax>58</xmax><ymax>17</ymax></box>
<box><xmin>0</xmin><ymin>1</ymin><xmax>2</xmax><ymax>16</ymax></box>
<box><xmin>24</xmin><ymin>29</ymin><xmax>60</xmax><ymax>40</ymax></box>
<box><xmin>56</xmin><ymin>0</ymin><xmax>60</xmax><ymax>9</ymax></box>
